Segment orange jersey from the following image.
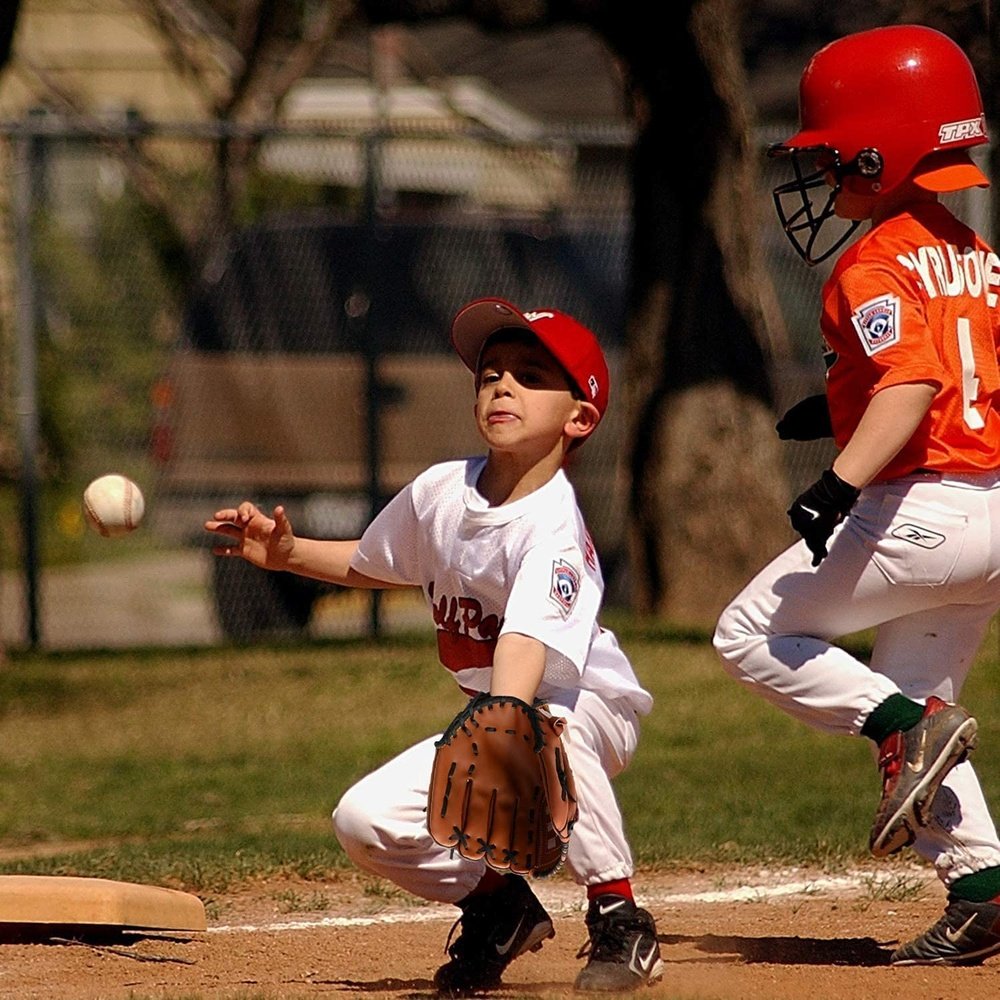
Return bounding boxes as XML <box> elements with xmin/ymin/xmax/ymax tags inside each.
<box><xmin>820</xmin><ymin>201</ymin><xmax>1000</xmax><ymax>481</ymax></box>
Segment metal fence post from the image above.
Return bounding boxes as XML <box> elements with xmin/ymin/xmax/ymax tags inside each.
<box><xmin>11</xmin><ymin>121</ymin><xmax>42</xmax><ymax>649</ymax></box>
<box><xmin>359</xmin><ymin>129</ymin><xmax>384</xmax><ymax>638</ymax></box>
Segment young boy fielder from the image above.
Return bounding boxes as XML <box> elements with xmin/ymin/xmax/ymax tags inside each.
<box><xmin>714</xmin><ymin>25</ymin><xmax>1000</xmax><ymax>965</ymax></box>
<box><xmin>205</xmin><ymin>297</ymin><xmax>664</xmax><ymax>994</ymax></box>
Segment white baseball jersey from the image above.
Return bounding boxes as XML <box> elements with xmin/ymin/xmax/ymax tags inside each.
<box><xmin>350</xmin><ymin>457</ymin><xmax>652</xmax><ymax>715</ymax></box>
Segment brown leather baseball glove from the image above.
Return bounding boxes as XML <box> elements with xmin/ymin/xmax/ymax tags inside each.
<box><xmin>427</xmin><ymin>693</ymin><xmax>578</xmax><ymax>877</ymax></box>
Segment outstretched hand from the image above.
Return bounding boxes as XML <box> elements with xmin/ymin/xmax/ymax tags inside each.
<box><xmin>204</xmin><ymin>502</ymin><xmax>296</xmax><ymax>571</ymax></box>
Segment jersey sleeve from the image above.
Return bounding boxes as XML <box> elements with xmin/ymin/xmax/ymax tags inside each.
<box><xmin>501</xmin><ymin>538</ymin><xmax>601</xmax><ymax>680</ymax></box>
<box><xmin>833</xmin><ymin>262</ymin><xmax>945</xmax><ymax>392</ymax></box>
<box><xmin>348</xmin><ymin>483</ymin><xmax>423</xmax><ymax>586</ymax></box>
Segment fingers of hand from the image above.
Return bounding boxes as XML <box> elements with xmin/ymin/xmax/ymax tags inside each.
<box><xmin>806</xmin><ymin>535</ymin><xmax>828</xmax><ymax>565</ymax></box>
<box><xmin>237</xmin><ymin>501</ymin><xmax>259</xmax><ymax>522</ymax></box>
<box><xmin>209</xmin><ymin>503</ymin><xmax>260</xmax><ymax>530</ymax></box>
<box><xmin>205</xmin><ymin>519</ymin><xmax>244</xmax><ymax>540</ymax></box>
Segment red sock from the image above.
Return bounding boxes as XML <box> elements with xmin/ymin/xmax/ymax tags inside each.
<box><xmin>462</xmin><ymin>867</ymin><xmax>509</xmax><ymax>902</ymax></box>
<box><xmin>587</xmin><ymin>879</ymin><xmax>634</xmax><ymax>903</ymax></box>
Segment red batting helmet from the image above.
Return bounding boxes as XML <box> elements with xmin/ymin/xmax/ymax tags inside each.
<box><xmin>769</xmin><ymin>24</ymin><xmax>989</xmax><ymax>264</ymax></box>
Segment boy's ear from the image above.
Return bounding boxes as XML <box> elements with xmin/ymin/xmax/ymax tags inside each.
<box><xmin>566</xmin><ymin>400</ymin><xmax>600</xmax><ymax>443</ymax></box>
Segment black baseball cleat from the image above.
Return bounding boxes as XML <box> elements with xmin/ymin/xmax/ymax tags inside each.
<box><xmin>433</xmin><ymin>874</ymin><xmax>554</xmax><ymax>997</ymax></box>
<box><xmin>574</xmin><ymin>894</ymin><xmax>664</xmax><ymax>992</ymax></box>
<box><xmin>869</xmin><ymin>696</ymin><xmax>978</xmax><ymax>858</ymax></box>
<box><xmin>891</xmin><ymin>897</ymin><xmax>1000</xmax><ymax>965</ymax></box>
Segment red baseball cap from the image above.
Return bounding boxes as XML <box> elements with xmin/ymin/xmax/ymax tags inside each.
<box><xmin>450</xmin><ymin>297</ymin><xmax>610</xmax><ymax>422</ymax></box>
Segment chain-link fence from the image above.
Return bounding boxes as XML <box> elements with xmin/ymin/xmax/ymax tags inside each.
<box><xmin>0</xmin><ymin>116</ymin><xmax>990</xmax><ymax>650</ymax></box>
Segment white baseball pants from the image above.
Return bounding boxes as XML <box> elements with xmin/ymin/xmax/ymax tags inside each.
<box><xmin>331</xmin><ymin>687</ymin><xmax>641</xmax><ymax>903</ymax></box>
<box><xmin>714</xmin><ymin>471</ymin><xmax>1000</xmax><ymax>884</ymax></box>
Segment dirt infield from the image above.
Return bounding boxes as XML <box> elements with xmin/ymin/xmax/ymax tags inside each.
<box><xmin>2</xmin><ymin>865</ymin><xmax>999</xmax><ymax>999</ymax></box>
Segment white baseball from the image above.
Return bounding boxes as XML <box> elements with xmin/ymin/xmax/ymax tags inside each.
<box><xmin>83</xmin><ymin>474</ymin><xmax>145</xmax><ymax>538</ymax></box>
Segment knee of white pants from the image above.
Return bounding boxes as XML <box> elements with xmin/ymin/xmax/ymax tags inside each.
<box><xmin>330</xmin><ymin>786</ymin><xmax>375</xmax><ymax>864</ymax></box>
<box><xmin>713</xmin><ymin>599</ymin><xmax>754</xmax><ymax>674</ymax></box>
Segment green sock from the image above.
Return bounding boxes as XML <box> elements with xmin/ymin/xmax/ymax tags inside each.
<box><xmin>860</xmin><ymin>694</ymin><xmax>925</xmax><ymax>744</ymax></box>
<box><xmin>950</xmin><ymin>867</ymin><xmax>1000</xmax><ymax>903</ymax></box>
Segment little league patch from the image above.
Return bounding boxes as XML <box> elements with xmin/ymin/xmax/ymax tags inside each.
<box><xmin>549</xmin><ymin>559</ymin><xmax>581</xmax><ymax>616</ymax></box>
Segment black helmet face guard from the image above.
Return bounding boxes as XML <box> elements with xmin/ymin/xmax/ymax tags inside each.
<box><xmin>769</xmin><ymin>143</ymin><xmax>881</xmax><ymax>266</ymax></box>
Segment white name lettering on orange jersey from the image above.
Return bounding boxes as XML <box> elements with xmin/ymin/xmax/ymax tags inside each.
<box><xmin>897</xmin><ymin>244</ymin><xmax>1000</xmax><ymax>306</ymax></box>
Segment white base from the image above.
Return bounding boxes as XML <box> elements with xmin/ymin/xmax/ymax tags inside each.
<box><xmin>0</xmin><ymin>875</ymin><xmax>206</xmax><ymax>930</ymax></box>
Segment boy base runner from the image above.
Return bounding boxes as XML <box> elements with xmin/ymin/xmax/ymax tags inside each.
<box><xmin>714</xmin><ymin>25</ymin><xmax>1000</xmax><ymax>966</ymax></box>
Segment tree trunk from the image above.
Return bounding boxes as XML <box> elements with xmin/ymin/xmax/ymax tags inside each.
<box><xmin>618</xmin><ymin>0</ymin><xmax>790</xmax><ymax>624</ymax></box>
<box><xmin>0</xmin><ymin>1</ymin><xmax>18</xmax><ymax>72</ymax></box>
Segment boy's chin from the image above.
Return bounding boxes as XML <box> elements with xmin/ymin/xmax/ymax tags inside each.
<box><xmin>834</xmin><ymin>192</ymin><xmax>877</xmax><ymax>221</ymax></box>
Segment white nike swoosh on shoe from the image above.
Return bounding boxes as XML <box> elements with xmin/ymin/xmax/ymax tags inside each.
<box><xmin>944</xmin><ymin>913</ymin><xmax>978</xmax><ymax>945</ymax></box>
<box><xmin>495</xmin><ymin>915</ymin><xmax>525</xmax><ymax>957</ymax></box>
<box><xmin>906</xmin><ymin>729</ymin><xmax>928</xmax><ymax>774</ymax></box>
<box><xmin>800</xmin><ymin>505</ymin><xmax>821</xmax><ymax>520</ymax></box>
<box><xmin>628</xmin><ymin>939</ymin><xmax>659</xmax><ymax>976</ymax></box>
<box><xmin>597</xmin><ymin>898</ymin><xmax>627</xmax><ymax>916</ymax></box>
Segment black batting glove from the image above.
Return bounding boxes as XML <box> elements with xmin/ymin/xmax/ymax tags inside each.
<box><xmin>776</xmin><ymin>394</ymin><xmax>833</xmax><ymax>441</ymax></box>
<box><xmin>788</xmin><ymin>469</ymin><xmax>860</xmax><ymax>566</ymax></box>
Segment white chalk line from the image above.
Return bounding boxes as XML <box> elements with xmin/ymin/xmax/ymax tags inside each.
<box><xmin>210</xmin><ymin>868</ymin><xmax>911</xmax><ymax>935</ymax></box>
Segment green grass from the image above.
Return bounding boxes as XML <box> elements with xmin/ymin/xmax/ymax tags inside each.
<box><xmin>2</xmin><ymin>623</ymin><xmax>999</xmax><ymax>894</ymax></box>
